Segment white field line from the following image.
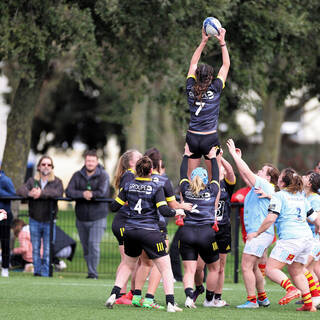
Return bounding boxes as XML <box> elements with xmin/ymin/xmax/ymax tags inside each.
<box><xmin>0</xmin><ymin>280</ymin><xmax>284</xmax><ymax>291</ymax></box>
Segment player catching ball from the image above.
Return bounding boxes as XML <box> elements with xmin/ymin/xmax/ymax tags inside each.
<box><xmin>185</xmin><ymin>26</ymin><xmax>230</xmax><ymax>177</ymax></box>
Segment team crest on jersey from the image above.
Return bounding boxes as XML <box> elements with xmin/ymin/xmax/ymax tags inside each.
<box><xmin>286</xmin><ymin>254</ymin><xmax>295</xmax><ymax>261</ymax></box>
<box><xmin>152</xmin><ymin>177</ymin><xmax>159</xmax><ymax>183</ymax></box>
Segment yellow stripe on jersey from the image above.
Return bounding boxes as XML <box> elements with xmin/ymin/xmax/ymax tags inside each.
<box><xmin>119</xmin><ymin>187</ymin><xmax>123</xmax><ymax>192</ymax></box>
<box><xmin>127</xmin><ymin>168</ymin><xmax>135</xmax><ymax>174</ymax></box>
<box><xmin>152</xmin><ymin>170</ymin><xmax>160</xmax><ymax>174</ymax></box>
<box><xmin>156</xmin><ymin>201</ymin><xmax>167</xmax><ymax>208</ymax></box>
<box><xmin>166</xmin><ymin>195</ymin><xmax>176</xmax><ymax>202</ymax></box>
<box><xmin>210</xmin><ymin>180</ymin><xmax>220</xmax><ymax>189</ymax></box>
<box><xmin>217</xmin><ymin>76</ymin><xmax>225</xmax><ymax>89</ymax></box>
<box><xmin>180</xmin><ymin>178</ymin><xmax>190</xmax><ymax>185</ymax></box>
<box><xmin>115</xmin><ymin>197</ymin><xmax>125</xmax><ymax>205</ymax></box>
<box><xmin>135</xmin><ymin>177</ymin><xmax>152</xmax><ymax>181</ymax></box>
<box><xmin>225</xmin><ymin>177</ymin><xmax>236</xmax><ymax>185</ymax></box>
<box><xmin>187</xmin><ymin>75</ymin><xmax>196</xmax><ymax>80</ymax></box>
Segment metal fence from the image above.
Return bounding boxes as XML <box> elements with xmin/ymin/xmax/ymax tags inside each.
<box><xmin>1</xmin><ymin>197</ymin><xmax>243</xmax><ymax>282</ymax></box>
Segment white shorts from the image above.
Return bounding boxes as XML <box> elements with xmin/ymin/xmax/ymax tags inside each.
<box><xmin>270</xmin><ymin>238</ymin><xmax>313</xmax><ymax>265</ymax></box>
<box><xmin>243</xmin><ymin>232</ymin><xmax>274</xmax><ymax>258</ymax></box>
<box><xmin>311</xmin><ymin>238</ymin><xmax>320</xmax><ymax>262</ymax></box>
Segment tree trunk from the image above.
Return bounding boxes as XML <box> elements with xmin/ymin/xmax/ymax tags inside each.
<box><xmin>125</xmin><ymin>77</ymin><xmax>149</xmax><ymax>152</ymax></box>
<box><xmin>2</xmin><ymin>77</ymin><xmax>45</xmax><ymax>189</ymax></box>
<box><xmin>257</xmin><ymin>94</ymin><xmax>285</xmax><ymax>168</ymax></box>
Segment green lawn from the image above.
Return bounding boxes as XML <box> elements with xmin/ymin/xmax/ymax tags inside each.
<box><xmin>1</xmin><ymin>273</ymin><xmax>318</xmax><ymax>320</ymax></box>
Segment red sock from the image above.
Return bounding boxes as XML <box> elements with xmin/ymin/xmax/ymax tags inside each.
<box><xmin>315</xmin><ymin>281</ymin><xmax>320</xmax><ymax>295</ymax></box>
<box><xmin>281</xmin><ymin>278</ymin><xmax>294</xmax><ymax>291</ymax></box>
<box><xmin>258</xmin><ymin>264</ymin><xmax>266</xmax><ymax>277</ymax></box>
<box><xmin>304</xmin><ymin>271</ymin><xmax>320</xmax><ymax>297</ymax></box>
<box><xmin>302</xmin><ymin>292</ymin><xmax>312</xmax><ymax>308</ymax></box>
<box><xmin>247</xmin><ymin>295</ymin><xmax>257</xmax><ymax>303</ymax></box>
<box><xmin>258</xmin><ymin>291</ymin><xmax>267</xmax><ymax>301</ymax></box>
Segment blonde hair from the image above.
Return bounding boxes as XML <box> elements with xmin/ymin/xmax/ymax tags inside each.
<box><xmin>113</xmin><ymin>149</ymin><xmax>140</xmax><ymax>189</ymax></box>
<box><xmin>190</xmin><ymin>175</ymin><xmax>206</xmax><ymax>196</ymax></box>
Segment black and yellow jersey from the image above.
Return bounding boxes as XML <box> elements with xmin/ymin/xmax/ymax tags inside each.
<box><xmin>179</xmin><ymin>155</ymin><xmax>220</xmax><ymax>226</ymax></box>
<box><xmin>186</xmin><ymin>76</ymin><xmax>224</xmax><ymax>132</ymax></box>
<box><xmin>217</xmin><ymin>178</ymin><xmax>236</xmax><ymax>225</ymax></box>
<box><xmin>111</xmin><ymin>177</ymin><xmax>175</xmax><ymax>231</ymax></box>
<box><xmin>116</xmin><ymin>169</ymin><xmax>135</xmax><ymax>219</ymax></box>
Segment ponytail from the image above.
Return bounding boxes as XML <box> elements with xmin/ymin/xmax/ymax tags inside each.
<box><xmin>190</xmin><ymin>175</ymin><xmax>206</xmax><ymax>196</ymax></box>
<box><xmin>193</xmin><ymin>64</ymin><xmax>214</xmax><ymax>105</ymax></box>
<box><xmin>136</xmin><ymin>156</ymin><xmax>153</xmax><ymax>177</ymax></box>
<box><xmin>113</xmin><ymin>149</ymin><xmax>141</xmax><ymax>189</ymax></box>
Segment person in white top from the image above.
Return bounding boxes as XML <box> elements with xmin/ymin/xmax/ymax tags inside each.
<box><xmin>248</xmin><ymin>168</ymin><xmax>320</xmax><ymax>312</ymax></box>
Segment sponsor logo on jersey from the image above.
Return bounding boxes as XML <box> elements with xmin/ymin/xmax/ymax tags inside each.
<box><xmin>185</xmin><ymin>189</ymin><xmax>211</xmax><ymax>201</ymax></box>
<box><xmin>129</xmin><ymin>183</ymin><xmax>152</xmax><ymax>194</ymax></box>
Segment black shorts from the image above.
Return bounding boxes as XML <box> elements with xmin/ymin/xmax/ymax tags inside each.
<box><xmin>112</xmin><ymin>213</ymin><xmax>127</xmax><ymax>245</ymax></box>
<box><xmin>124</xmin><ymin>228</ymin><xmax>168</xmax><ymax>260</ymax></box>
<box><xmin>158</xmin><ymin>220</ymin><xmax>168</xmax><ymax>240</ymax></box>
<box><xmin>186</xmin><ymin>131</ymin><xmax>220</xmax><ymax>159</ymax></box>
<box><xmin>178</xmin><ymin>224</ymin><xmax>219</xmax><ymax>264</ymax></box>
<box><xmin>215</xmin><ymin>223</ymin><xmax>231</xmax><ymax>254</ymax></box>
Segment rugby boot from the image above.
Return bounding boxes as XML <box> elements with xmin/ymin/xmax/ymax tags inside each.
<box><xmin>142</xmin><ymin>298</ymin><xmax>165</xmax><ymax>310</ymax></box>
<box><xmin>105</xmin><ymin>294</ymin><xmax>116</xmax><ymax>309</ymax></box>
<box><xmin>278</xmin><ymin>288</ymin><xmax>301</xmax><ymax>305</ymax></box>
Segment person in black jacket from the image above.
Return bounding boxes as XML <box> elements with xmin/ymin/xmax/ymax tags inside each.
<box><xmin>66</xmin><ymin>150</ymin><xmax>109</xmax><ymax>279</ymax></box>
<box><xmin>17</xmin><ymin>155</ymin><xmax>64</xmax><ymax>277</ymax></box>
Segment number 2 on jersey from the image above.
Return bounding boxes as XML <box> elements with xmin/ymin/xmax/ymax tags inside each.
<box><xmin>134</xmin><ymin>199</ymin><xmax>142</xmax><ymax>214</ymax></box>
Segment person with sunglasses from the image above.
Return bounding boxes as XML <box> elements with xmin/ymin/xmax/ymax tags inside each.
<box><xmin>17</xmin><ymin>155</ymin><xmax>63</xmax><ymax>277</ymax></box>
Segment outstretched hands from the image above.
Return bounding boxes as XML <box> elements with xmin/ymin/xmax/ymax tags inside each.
<box><xmin>226</xmin><ymin>139</ymin><xmax>242</xmax><ymax>158</ymax></box>
<box><xmin>201</xmin><ymin>27</ymin><xmax>210</xmax><ymax>43</ymax></box>
<box><xmin>184</xmin><ymin>143</ymin><xmax>193</xmax><ymax>157</ymax></box>
<box><xmin>215</xmin><ymin>28</ymin><xmax>226</xmax><ymax>44</ymax></box>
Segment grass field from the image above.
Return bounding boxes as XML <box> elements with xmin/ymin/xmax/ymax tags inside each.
<box><xmin>1</xmin><ymin>273</ymin><xmax>318</xmax><ymax>320</ymax></box>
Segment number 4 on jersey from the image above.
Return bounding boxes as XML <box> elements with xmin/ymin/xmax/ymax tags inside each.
<box><xmin>134</xmin><ymin>199</ymin><xmax>142</xmax><ymax>214</ymax></box>
<box><xmin>191</xmin><ymin>204</ymin><xmax>200</xmax><ymax>213</ymax></box>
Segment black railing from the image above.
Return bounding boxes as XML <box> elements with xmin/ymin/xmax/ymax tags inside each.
<box><xmin>0</xmin><ymin>196</ymin><xmax>243</xmax><ymax>282</ymax></box>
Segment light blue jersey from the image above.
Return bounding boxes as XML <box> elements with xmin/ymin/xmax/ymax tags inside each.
<box><xmin>244</xmin><ymin>175</ymin><xmax>275</xmax><ymax>234</ymax></box>
<box><xmin>307</xmin><ymin>193</ymin><xmax>320</xmax><ymax>237</ymax></box>
<box><xmin>269</xmin><ymin>190</ymin><xmax>313</xmax><ymax>240</ymax></box>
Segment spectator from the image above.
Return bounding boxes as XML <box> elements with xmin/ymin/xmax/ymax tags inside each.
<box><xmin>66</xmin><ymin>150</ymin><xmax>110</xmax><ymax>279</ymax></box>
<box><xmin>11</xmin><ymin>218</ymin><xmax>34</xmax><ymax>272</ymax></box>
<box><xmin>0</xmin><ymin>167</ymin><xmax>16</xmax><ymax>277</ymax></box>
<box><xmin>11</xmin><ymin>219</ymin><xmax>76</xmax><ymax>272</ymax></box>
<box><xmin>314</xmin><ymin>161</ymin><xmax>320</xmax><ymax>174</ymax></box>
<box><xmin>53</xmin><ymin>225</ymin><xmax>77</xmax><ymax>271</ymax></box>
<box><xmin>17</xmin><ymin>155</ymin><xmax>64</xmax><ymax>277</ymax></box>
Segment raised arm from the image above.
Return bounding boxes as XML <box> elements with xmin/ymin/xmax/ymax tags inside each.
<box><xmin>221</xmin><ymin>157</ymin><xmax>236</xmax><ymax>184</ymax></box>
<box><xmin>226</xmin><ymin>139</ymin><xmax>256</xmax><ymax>188</ymax></box>
<box><xmin>216</xmin><ymin>28</ymin><xmax>230</xmax><ymax>83</ymax></box>
<box><xmin>207</xmin><ymin>149</ymin><xmax>219</xmax><ymax>183</ymax></box>
<box><xmin>187</xmin><ymin>29</ymin><xmax>209</xmax><ymax>77</ymax></box>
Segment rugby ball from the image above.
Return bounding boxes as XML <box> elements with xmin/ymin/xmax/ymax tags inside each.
<box><xmin>203</xmin><ymin>17</ymin><xmax>221</xmax><ymax>36</ymax></box>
